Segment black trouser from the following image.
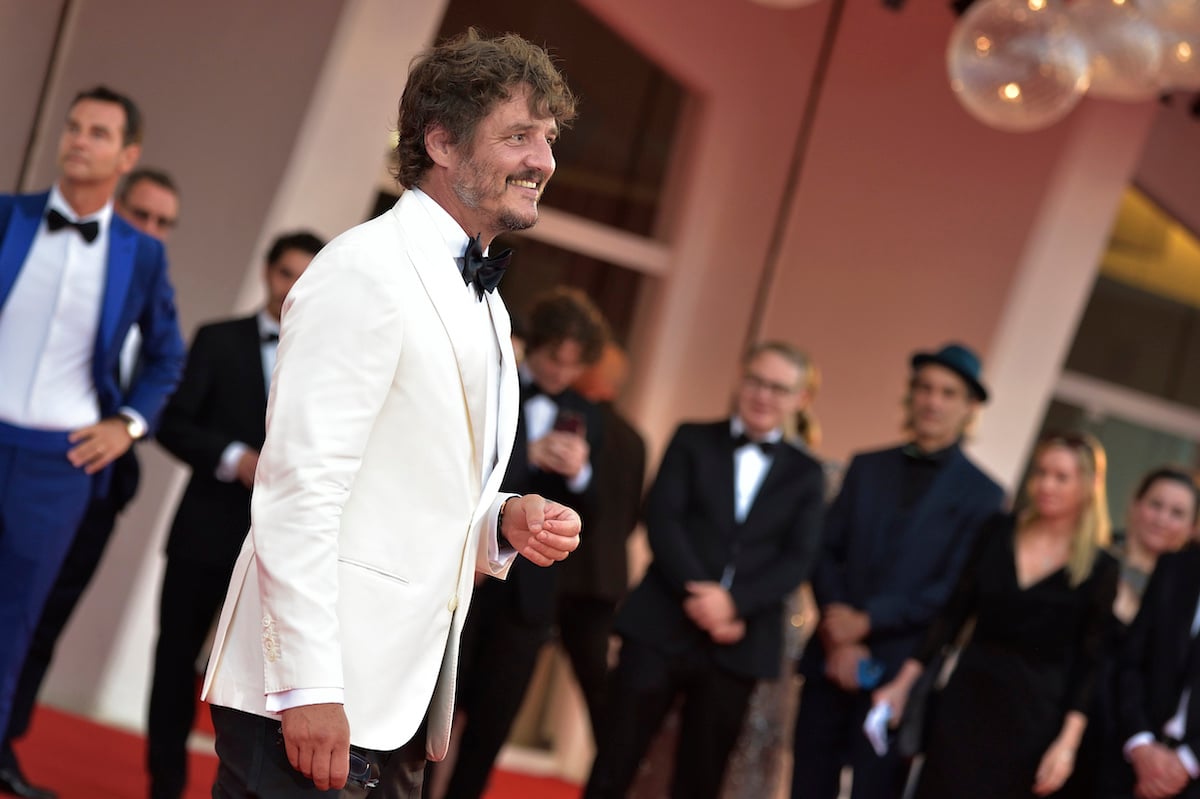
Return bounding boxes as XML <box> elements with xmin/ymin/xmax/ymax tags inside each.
<box><xmin>433</xmin><ymin>580</ymin><xmax>551</xmax><ymax>799</ymax></box>
<box><xmin>555</xmin><ymin>594</ymin><xmax>617</xmax><ymax>739</ymax></box>
<box><xmin>790</xmin><ymin>671</ymin><xmax>907</xmax><ymax>799</ymax></box>
<box><xmin>583</xmin><ymin>637</ymin><xmax>756</xmax><ymax>799</ymax></box>
<box><xmin>148</xmin><ymin>558</ymin><xmax>236</xmax><ymax>799</ymax></box>
<box><xmin>0</xmin><ymin>488</ymin><xmax>124</xmax><ymax>768</ymax></box>
<box><xmin>211</xmin><ymin>705</ymin><xmax>426</xmax><ymax>798</ymax></box>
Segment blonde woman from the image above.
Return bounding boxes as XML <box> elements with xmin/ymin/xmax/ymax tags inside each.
<box><xmin>874</xmin><ymin>432</ymin><xmax>1118</xmax><ymax>798</ymax></box>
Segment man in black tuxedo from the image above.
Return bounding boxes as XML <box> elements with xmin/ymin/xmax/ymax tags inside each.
<box><xmin>791</xmin><ymin>343</ymin><xmax>1005</xmax><ymax>799</ymax></box>
<box><xmin>0</xmin><ymin>168</ymin><xmax>181</xmax><ymax>799</ymax></box>
<box><xmin>584</xmin><ymin>341</ymin><xmax>825</xmax><ymax>799</ymax></box>
<box><xmin>146</xmin><ymin>230</ymin><xmax>324</xmax><ymax>799</ymax></box>
<box><xmin>435</xmin><ymin>287</ymin><xmax>608</xmax><ymax>799</ymax></box>
<box><xmin>1118</xmin><ymin>544</ymin><xmax>1200</xmax><ymax>799</ymax></box>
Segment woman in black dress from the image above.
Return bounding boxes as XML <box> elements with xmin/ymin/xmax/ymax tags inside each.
<box><xmin>874</xmin><ymin>432</ymin><xmax>1119</xmax><ymax>798</ymax></box>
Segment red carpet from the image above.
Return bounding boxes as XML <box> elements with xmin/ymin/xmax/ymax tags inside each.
<box><xmin>14</xmin><ymin>705</ymin><xmax>579</xmax><ymax>799</ymax></box>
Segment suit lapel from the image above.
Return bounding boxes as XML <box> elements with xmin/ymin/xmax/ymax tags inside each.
<box><xmin>0</xmin><ymin>193</ymin><xmax>48</xmax><ymax>311</ymax></box>
<box><xmin>903</xmin><ymin>447</ymin><xmax>968</xmax><ymax>538</ymax></box>
<box><xmin>742</xmin><ymin>444</ymin><xmax>794</xmax><ymax>526</ymax></box>
<box><xmin>96</xmin><ymin>219</ymin><xmax>137</xmax><ymax>359</ymax></box>
<box><xmin>479</xmin><ymin>287</ymin><xmax>517</xmax><ymax>513</ymax></box>
<box><xmin>239</xmin><ymin>317</ymin><xmax>269</xmax><ymax>415</ymax></box>
<box><xmin>714</xmin><ymin>426</ymin><xmax>738</xmax><ymax>528</ymax></box>
<box><xmin>394</xmin><ymin>191</ymin><xmax>476</xmax><ymax>417</ymax></box>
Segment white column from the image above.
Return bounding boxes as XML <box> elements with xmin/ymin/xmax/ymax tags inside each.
<box><xmin>973</xmin><ymin>100</ymin><xmax>1158</xmax><ymax>492</ymax></box>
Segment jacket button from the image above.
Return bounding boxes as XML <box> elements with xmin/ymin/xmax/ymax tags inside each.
<box><xmin>448</xmin><ymin>595</ymin><xmax>459</xmax><ymax>612</ymax></box>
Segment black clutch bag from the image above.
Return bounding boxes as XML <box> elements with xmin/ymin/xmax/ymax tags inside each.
<box><xmin>893</xmin><ymin>651</ymin><xmax>944</xmax><ymax>759</ymax></box>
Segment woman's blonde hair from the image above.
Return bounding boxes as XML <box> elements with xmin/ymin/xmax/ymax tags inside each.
<box><xmin>1019</xmin><ymin>432</ymin><xmax>1112</xmax><ymax>587</ymax></box>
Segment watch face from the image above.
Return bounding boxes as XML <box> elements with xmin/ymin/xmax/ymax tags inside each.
<box><xmin>123</xmin><ymin>414</ymin><xmax>147</xmax><ymax>439</ymax></box>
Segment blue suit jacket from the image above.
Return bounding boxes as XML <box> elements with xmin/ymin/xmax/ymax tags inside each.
<box><xmin>0</xmin><ymin>191</ymin><xmax>185</xmax><ymax>450</ymax></box>
<box><xmin>803</xmin><ymin>443</ymin><xmax>1005</xmax><ymax>679</ymax></box>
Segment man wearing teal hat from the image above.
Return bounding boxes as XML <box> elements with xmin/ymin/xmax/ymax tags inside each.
<box><xmin>791</xmin><ymin>343</ymin><xmax>1006</xmax><ymax>799</ymax></box>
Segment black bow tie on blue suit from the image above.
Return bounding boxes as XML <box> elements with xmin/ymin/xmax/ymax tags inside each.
<box><xmin>460</xmin><ymin>235</ymin><xmax>512</xmax><ymax>300</ymax></box>
<box><xmin>46</xmin><ymin>209</ymin><xmax>99</xmax><ymax>244</ymax></box>
<box><xmin>734</xmin><ymin>433</ymin><xmax>777</xmax><ymax>456</ymax></box>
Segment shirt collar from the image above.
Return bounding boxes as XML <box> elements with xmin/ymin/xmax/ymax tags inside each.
<box><xmin>409</xmin><ymin>187</ymin><xmax>492</xmax><ymax>264</ymax></box>
<box><xmin>48</xmin><ymin>183</ymin><xmax>114</xmax><ymax>229</ymax></box>
<box><xmin>257</xmin><ymin>310</ymin><xmax>280</xmax><ymax>339</ymax></box>
<box><xmin>730</xmin><ymin>416</ymin><xmax>783</xmax><ymax>444</ymax></box>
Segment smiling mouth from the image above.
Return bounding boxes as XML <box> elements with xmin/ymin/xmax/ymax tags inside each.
<box><xmin>507</xmin><ymin>178</ymin><xmax>539</xmax><ymax>191</ymax></box>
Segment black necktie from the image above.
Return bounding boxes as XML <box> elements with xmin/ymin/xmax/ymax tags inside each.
<box><xmin>734</xmin><ymin>433</ymin><xmax>776</xmax><ymax>456</ymax></box>
<box><xmin>461</xmin><ymin>235</ymin><xmax>511</xmax><ymax>300</ymax></box>
<box><xmin>46</xmin><ymin>208</ymin><xmax>99</xmax><ymax>244</ymax></box>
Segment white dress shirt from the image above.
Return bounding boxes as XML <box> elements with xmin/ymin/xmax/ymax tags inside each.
<box><xmin>1125</xmin><ymin>594</ymin><xmax>1200</xmax><ymax>778</ymax></box>
<box><xmin>265</xmin><ymin>188</ymin><xmax>507</xmax><ymax>713</ymax></box>
<box><xmin>0</xmin><ymin>185</ymin><xmax>110</xmax><ymax>430</ymax></box>
<box><xmin>730</xmin><ymin>416</ymin><xmax>780</xmax><ymax>524</ymax></box>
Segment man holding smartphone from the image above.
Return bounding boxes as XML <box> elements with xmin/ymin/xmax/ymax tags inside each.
<box><xmin>434</xmin><ymin>286</ymin><xmax>608</xmax><ymax>799</ymax></box>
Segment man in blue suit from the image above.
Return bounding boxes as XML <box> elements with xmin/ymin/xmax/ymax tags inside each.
<box><xmin>0</xmin><ymin>86</ymin><xmax>185</xmax><ymax>781</ymax></box>
<box><xmin>791</xmin><ymin>343</ymin><xmax>1006</xmax><ymax>799</ymax></box>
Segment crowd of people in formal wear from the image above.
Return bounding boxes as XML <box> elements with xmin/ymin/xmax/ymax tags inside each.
<box><xmin>1</xmin><ymin>32</ymin><xmax>1199</xmax><ymax>799</ymax></box>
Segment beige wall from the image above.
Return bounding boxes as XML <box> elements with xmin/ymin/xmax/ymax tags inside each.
<box><xmin>0</xmin><ymin>1</ymin><xmax>64</xmax><ymax>190</ymax></box>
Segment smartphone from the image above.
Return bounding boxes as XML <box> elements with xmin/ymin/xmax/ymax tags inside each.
<box><xmin>553</xmin><ymin>409</ymin><xmax>586</xmax><ymax>437</ymax></box>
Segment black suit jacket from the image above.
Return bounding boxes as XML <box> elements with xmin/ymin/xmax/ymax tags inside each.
<box><xmin>558</xmin><ymin>402</ymin><xmax>646</xmax><ymax>603</ymax></box>
<box><xmin>1118</xmin><ymin>545</ymin><xmax>1200</xmax><ymax>756</ymax></box>
<box><xmin>615</xmin><ymin>420</ymin><xmax>825</xmax><ymax>680</ymax></box>
<box><xmin>498</xmin><ymin>385</ymin><xmax>604</xmax><ymax>626</ymax></box>
<box><xmin>156</xmin><ymin>316</ymin><xmax>268</xmax><ymax>570</ymax></box>
<box><xmin>803</xmin><ymin>444</ymin><xmax>1005</xmax><ymax>679</ymax></box>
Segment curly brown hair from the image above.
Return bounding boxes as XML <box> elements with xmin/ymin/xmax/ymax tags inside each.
<box><xmin>394</xmin><ymin>28</ymin><xmax>578</xmax><ymax>189</ymax></box>
<box><xmin>525</xmin><ymin>287</ymin><xmax>609</xmax><ymax>365</ymax></box>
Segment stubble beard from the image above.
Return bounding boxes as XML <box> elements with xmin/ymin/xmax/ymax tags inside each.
<box><xmin>452</xmin><ymin>154</ymin><xmax>540</xmax><ymax>234</ymax></box>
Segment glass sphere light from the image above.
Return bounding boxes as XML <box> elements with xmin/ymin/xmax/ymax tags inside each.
<box><xmin>1157</xmin><ymin>27</ymin><xmax>1200</xmax><ymax>89</ymax></box>
<box><xmin>1137</xmin><ymin>0</ymin><xmax>1200</xmax><ymax>34</ymax></box>
<box><xmin>947</xmin><ymin>0</ymin><xmax>1091</xmax><ymax>132</ymax></box>
<box><xmin>1070</xmin><ymin>0</ymin><xmax>1164</xmax><ymax>101</ymax></box>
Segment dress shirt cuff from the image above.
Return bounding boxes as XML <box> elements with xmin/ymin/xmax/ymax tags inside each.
<box><xmin>1124</xmin><ymin>732</ymin><xmax>1157</xmax><ymax>760</ymax></box>
<box><xmin>216</xmin><ymin>442</ymin><xmax>250</xmax><ymax>482</ymax></box>
<box><xmin>264</xmin><ymin>687</ymin><xmax>345</xmax><ymax>713</ymax></box>
<box><xmin>1178</xmin><ymin>745</ymin><xmax>1200</xmax><ymax>779</ymax></box>
<box><xmin>566</xmin><ymin>461</ymin><xmax>593</xmax><ymax>493</ymax></box>
<box><xmin>489</xmin><ymin>493</ymin><xmax>520</xmax><ymax>564</ymax></box>
<box><xmin>117</xmin><ymin>406</ymin><xmax>148</xmax><ymax>437</ymax></box>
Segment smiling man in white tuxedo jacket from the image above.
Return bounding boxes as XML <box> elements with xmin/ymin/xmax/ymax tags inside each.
<box><xmin>201</xmin><ymin>29</ymin><xmax>581</xmax><ymax>799</ymax></box>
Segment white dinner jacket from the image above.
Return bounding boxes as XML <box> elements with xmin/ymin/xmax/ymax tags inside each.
<box><xmin>202</xmin><ymin>191</ymin><xmax>519</xmax><ymax>758</ymax></box>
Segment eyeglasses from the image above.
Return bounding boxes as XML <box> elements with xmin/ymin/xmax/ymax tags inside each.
<box><xmin>742</xmin><ymin>373</ymin><xmax>797</xmax><ymax>398</ymax></box>
<box><xmin>126</xmin><ymin>206</ymin><xmax>176</xmax><ymax>230</ymax></box>
<box><xmin>348</xmin><ymin>748</ymin><xmax>379</xmax><ymax>789</ymax></box>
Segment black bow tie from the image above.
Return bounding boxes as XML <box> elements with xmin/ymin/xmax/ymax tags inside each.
<box><xmin>734</xmin><ymin>433</ymin><xmax>776</xmax><ymax>456</ymax></box>
<box><xmin>261</xmin><ymin>332</ymin><xmax>279</xmax><ymax>344</ymax></box>
<box><xmin>46</xmin><ymin>208</ymin><xmax>99</xmax><ymax>243</ymax></box>
<box><xmin>461</xmin><ymin>235</ymin><xmax>511</xmax><ymax>300</ymax></box>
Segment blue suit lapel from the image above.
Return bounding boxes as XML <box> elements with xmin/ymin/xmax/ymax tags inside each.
<box><xmin>96</xmin><ymin>217</ymin><xmax>137</xmax><ymax>360</ymax></box>
<box><xmin>0</xmin><ymin>193</ymin><xmax>50</xmax><ymax>311</ymax></box>
<box><xmin>905</xmin><ymin>447</ymin><xmax>969</xmax><ymax>535</ymax></box>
